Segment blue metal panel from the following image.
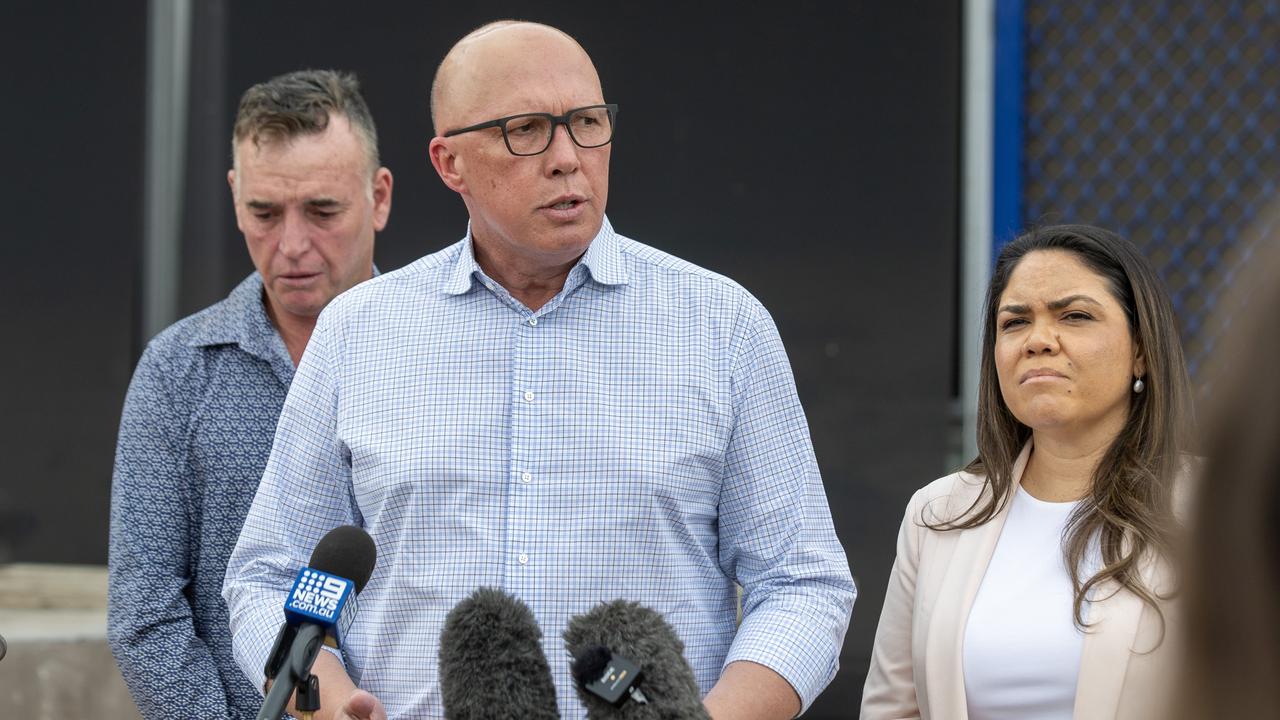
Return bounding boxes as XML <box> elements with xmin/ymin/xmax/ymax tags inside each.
<box><xmin>992</xmin><ymin>0</ymin><xmax>1025</xmax><ymax>261</ymax></box>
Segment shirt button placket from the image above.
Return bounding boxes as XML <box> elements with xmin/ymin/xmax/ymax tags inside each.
<box><xmin>510</xmin><ymin>313</ymin><xmax>541</xmax><ymax>582</ymax></box>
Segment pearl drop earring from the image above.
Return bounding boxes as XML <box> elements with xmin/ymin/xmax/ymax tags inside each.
<box><xmin>1133</xmin><ymin>377</ymin><xmax>1145</xmax><ymax>394</ymax></box>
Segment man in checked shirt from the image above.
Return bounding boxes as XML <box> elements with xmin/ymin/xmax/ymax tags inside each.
<box><xmin>225</xmin><ymin>21</ymin><xmax>854</xmax><ymax>720</ymax></box>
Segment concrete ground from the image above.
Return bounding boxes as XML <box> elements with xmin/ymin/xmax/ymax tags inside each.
<box><xmin>0</xmin><ymin>564</ymin><xmax>141</xmax><ymax>719</ymax></box>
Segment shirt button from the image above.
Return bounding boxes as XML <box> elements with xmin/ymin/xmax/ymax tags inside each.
<box><xmin>523</xmin><ymin>391</ymin><xmax>535</xmax><ymax>403</ymax></box>
<box><xmin>518</xmin><ymin>553</ymin><xmax>529</xmax><ymax>565</ymax></box>
<box><xmin>521</xmin><ymin>472</ymin><xmax>532</xmax><ymax>484</ymax></box>
<box><xmin>528</xmin><ymin>317</ymin><xmax>538</xmax><ymax>326</ymax></box>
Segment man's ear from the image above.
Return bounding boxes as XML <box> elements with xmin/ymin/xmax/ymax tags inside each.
<box><xmin>429</xmin><ymin>137</ymin><xmax>467</xmax><ymax>194</ymax></box>
<box><xmin>227</xmin><ymin>169</ymin><xmax>245</xmax><ymax>232</ymax></box>
<box><xmin>371</xmin><ymin>167</ymin><xmax>393</xmax><ymax>232</ymax></box>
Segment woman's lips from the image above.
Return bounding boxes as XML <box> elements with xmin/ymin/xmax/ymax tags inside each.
<box><xmin>1020</xmin><ymin>368</ymin><xmax>1067</xmax><ymax>384</ymax></box>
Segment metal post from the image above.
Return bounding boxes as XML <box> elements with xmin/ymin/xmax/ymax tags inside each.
<box><xmin>142</xmin><ymin>0</ymin><xmax>192</xmax><ymax>340</ymax></box>
<box><xmin>960</xmin><ymin>0</ymin><xmax>996</xmax><ymax>465</ymax></box>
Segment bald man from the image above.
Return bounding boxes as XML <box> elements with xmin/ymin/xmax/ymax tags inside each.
<box><xmin>224</xmin><ymin>22</ymin><xmax>854</xmax><ymax>720</ymax></box>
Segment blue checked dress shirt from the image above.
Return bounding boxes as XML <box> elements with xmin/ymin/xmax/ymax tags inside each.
<box><xmin>224</xmin><ymin>217</ymin><xmax>855</xmax><ymax>718</ymax></box>
<box><xmin>109</xmin><ymin>273</ymin><xmax>294</xmax><ymax>720</ymax></box>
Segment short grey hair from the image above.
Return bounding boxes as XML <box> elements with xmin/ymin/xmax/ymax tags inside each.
<box><xmin>232</xmin><ymin>69</ymin><xmax>380</xmax><ymax>174</ymax></box>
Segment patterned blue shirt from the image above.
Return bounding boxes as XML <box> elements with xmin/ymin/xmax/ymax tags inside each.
<box><xmin>109</xmin><ymin>273</ymin><xmax>294</xmax><ymax>720</ymax></box>
<box><xmin>225</xmin><ymin>218</ymin><xmax>855</xmax><ymax>717</ymax></box>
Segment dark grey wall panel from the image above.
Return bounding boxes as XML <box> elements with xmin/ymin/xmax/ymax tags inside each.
<box><xmin>0</xmin><ymin>0</ymin><xmax>148</xmax><ymax>564</ymax></box>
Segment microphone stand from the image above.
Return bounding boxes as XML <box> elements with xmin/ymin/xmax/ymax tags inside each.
<box><xmin>258</xmin><ymin>624</ymin><xmax>326</xmax><ymax>720</ymax></box>
<box><xmin>295</xmin><ymin>674</ymin><xmax>321</xmax><ymax>720</ymax></box>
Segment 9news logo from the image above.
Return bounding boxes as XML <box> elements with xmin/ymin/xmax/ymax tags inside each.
<box><xmin>287</xmin><ymin>569</ymin><xmax>350</xmax><ymax>621</ymax></box>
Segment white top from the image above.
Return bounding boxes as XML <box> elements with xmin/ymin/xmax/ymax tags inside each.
<box><xmin>962</xmin><ymin>486</ymin><xmax>1096</xmax><ymax>720</ymax></box>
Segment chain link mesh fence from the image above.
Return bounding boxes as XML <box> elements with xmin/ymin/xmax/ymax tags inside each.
<box><xmin>1021</xmin><ymin>0</ymin><xmax>1280</xmax><ymax>379</ymax></box>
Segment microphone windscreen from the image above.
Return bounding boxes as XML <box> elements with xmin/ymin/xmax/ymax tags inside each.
<box><xmin>564</xmin><ymin>600</ymin><xmax>710</xmax><ymax>719</ymax></box>
<box><xmin>307</xmin><ymin>525</ymin><xmax>376</xmax><ymax>593</ymax></box>
<box><xmin>570</xmin><ymin>645</ymin><xmax>612</xmax><ymax>689</ymax></box>
<box><xmin>439</xmin><ymin>587</ymin><xmax>560</xmax><ymax>720</ymax></box>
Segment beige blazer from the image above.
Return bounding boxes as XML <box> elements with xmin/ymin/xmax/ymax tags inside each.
<box><xmin>861</xmin><ymin>444</ymin><xmax>1177</xmax><ymax>720</ymax></box>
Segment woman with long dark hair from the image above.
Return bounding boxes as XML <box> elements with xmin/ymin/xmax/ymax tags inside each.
<box><xmin>861</xmin><ymin>225</ymin><xmax>1193</xmax><ymax>720</ymax></box>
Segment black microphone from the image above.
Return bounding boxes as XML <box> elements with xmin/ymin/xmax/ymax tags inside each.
<box><xmin>256</xmin><ymin>525</ymin><xmax>377</xmax><ymax>720</ymax></box>
<box><xmin>438</xmin><ymin>587</ymin><xmax>560</xmax><ymax>720</ymax></box>
<box><xmin>564</xmin><ymin>600</ymin><xmax>711</xmax><ymax>720</ymax></box>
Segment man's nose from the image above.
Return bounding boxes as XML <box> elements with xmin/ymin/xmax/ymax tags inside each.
<box><xmin>544</xmin><ymin>124</ymin><xmax>581</xmax><ymax>175</ymax></box>
<box><xmin>278</xmin><ymin>212</ymin><xmax>312</xmax><ymax>258</ymax></box>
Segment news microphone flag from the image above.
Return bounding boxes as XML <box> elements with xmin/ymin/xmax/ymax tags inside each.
<box><xmin>257</xmin><ymin>525</ymin><xmax>376</xmax><ymax>720</ymax></box>
<box><xmin>283</xmin><ymin>566</ymin><xmax>359</xmax><ymax>647</ymax></box>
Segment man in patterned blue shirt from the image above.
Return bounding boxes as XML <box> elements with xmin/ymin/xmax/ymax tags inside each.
<box><xmin>107</xmin><ymin>69</ymin><xmax>393</xmax><ymax>719</ymax></box>
<box><xmin>225</xmin><ymin>22</ymin><xmax>854</xmax><ymax>720</ymax></box>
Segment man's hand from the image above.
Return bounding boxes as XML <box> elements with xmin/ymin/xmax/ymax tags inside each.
<box><xmin>292</xmin><ymin>651</ymin><xmax>385</xmax><ymax>720</ymax></box>
<box><xmin>335</xmin><ymin>689</ymin><xmax>386</xmax><ymax>720</ymax></box>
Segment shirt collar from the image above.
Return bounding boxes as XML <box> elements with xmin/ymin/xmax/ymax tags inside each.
<box><xmin>188</xmin><ymin>267</ymin><xmax>380</xmax><ymax>362</ymax></box>
<box><xmin>184</xmin><ymin>272</ymin><xmax>295</xmax><ymax>388</ymax></box>
<box><xmin>579</xmin><ymin>216</ymin><xmax>629</xmax><ymax>286</ymax></box>
<box><xmin>187</xmin><ymin>273</ymin><xmax>279</xmax><ymax>359</ymax></box>
<box><xmin>443</xmin><ymin>215</ymin><xmax>630</xmax><ymax>296</ymax></box>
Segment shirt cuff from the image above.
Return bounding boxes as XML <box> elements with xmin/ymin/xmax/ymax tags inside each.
<box><xmin>722</xmin><ymin>602</ymin><xmax>843</xmax><ymax>715</ymax></box>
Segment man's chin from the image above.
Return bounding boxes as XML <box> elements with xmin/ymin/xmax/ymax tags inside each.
<box><xmin>534</xmin><ymin>238</ymin><xmax>593</xmax><ymax>264</ymax></box>
<box><xmin>266</xmin><ymin>288</ymin><xmax>328</xmax><ymax>323</ymax></box>
<box><xmin>540</xmin><ymin>217</ymin><xmax>602</xmax><ymax>252</ymax></box>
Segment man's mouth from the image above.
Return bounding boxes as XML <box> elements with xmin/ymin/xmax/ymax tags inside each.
<box><xmin>543</xmin><ymin>195</ymin><xmax>586</xmax><ymax>211</ymax></box>
<box><xmin>278</xmin><ymin>272</ymin><xmax>321</xmax><ymax>285</ymax></box>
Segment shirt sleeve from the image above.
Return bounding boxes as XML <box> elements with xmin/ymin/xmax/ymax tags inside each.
<box><xmin>717</xmin><ymin>299</ymin><xmax>857</xmax><ymax>714</ymax></box>
<box><xmin>223</xmin><ymin>309</ymin><xmax>359</xmax><ymax>691</ymax></box>
<box><xmin>107</xmin><ymin>342</ymin><xmax>233</xmax><ymax>720</ymax></box>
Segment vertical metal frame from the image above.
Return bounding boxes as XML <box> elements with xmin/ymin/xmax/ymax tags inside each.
<box><xmin>143</xmin><ymin>0</ymin><xmax>192</xmax><ymax>340</ymax></box>
<box><xmin>960</xmin><ymin>0</ymin><xmax>1022</xmax><ymax>463</ymax></box>
<box><xmin>960</xmin><ymin>0</ymin><xmax>996</xmax><ymax>463</ymax></box>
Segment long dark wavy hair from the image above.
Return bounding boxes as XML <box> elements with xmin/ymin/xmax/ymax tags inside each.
<box><xmin>933</xmin><ymin>224</ymin><xmax>1194</xmax><ymax>629</ymax></box>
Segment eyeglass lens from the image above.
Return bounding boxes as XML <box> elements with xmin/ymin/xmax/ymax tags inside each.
<box><xmin>503</xmin><ymin>106</ymin><xmax>613</xmax><ymax>155</ymax></box>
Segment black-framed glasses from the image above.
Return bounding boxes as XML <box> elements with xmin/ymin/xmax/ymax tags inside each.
<box><xmin>442</xmin><ymin>104</ymin><xmax>618</xmax><ymax>157</ymax></box>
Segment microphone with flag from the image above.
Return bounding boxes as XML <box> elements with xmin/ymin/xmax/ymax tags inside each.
<box><xmin>564</xmin><ymin>600</ymin><xmax>711</xmax><ymax>719</ymax></box>
<box><xmin>256</xmin><ymin>525</ymin><xmax>377</xmax><ymax>720</ymax></box>
<box><xmin>438</xmin><ymin>587</ymin><xmax>560</xmax><ymax>720</ymax></box>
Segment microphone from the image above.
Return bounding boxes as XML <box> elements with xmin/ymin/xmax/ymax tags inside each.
<box><xmin>438</xmin><ymin>587</ymin><xmax>560</xmax><ymax>720</ymax></box>
<box><xmin>564</xmin><ymin>600</ymin><xmax>711</xmax><ymax>719</ymax></box>
<box><xmin>256</xmin><ymin>525</ymin><xmax>377</xmax><ymax>720</ymax></box>
<box><xmin>0</xmin><ymin>632</ymin><xmax>6</xmax><ymax>662</ymax></box>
